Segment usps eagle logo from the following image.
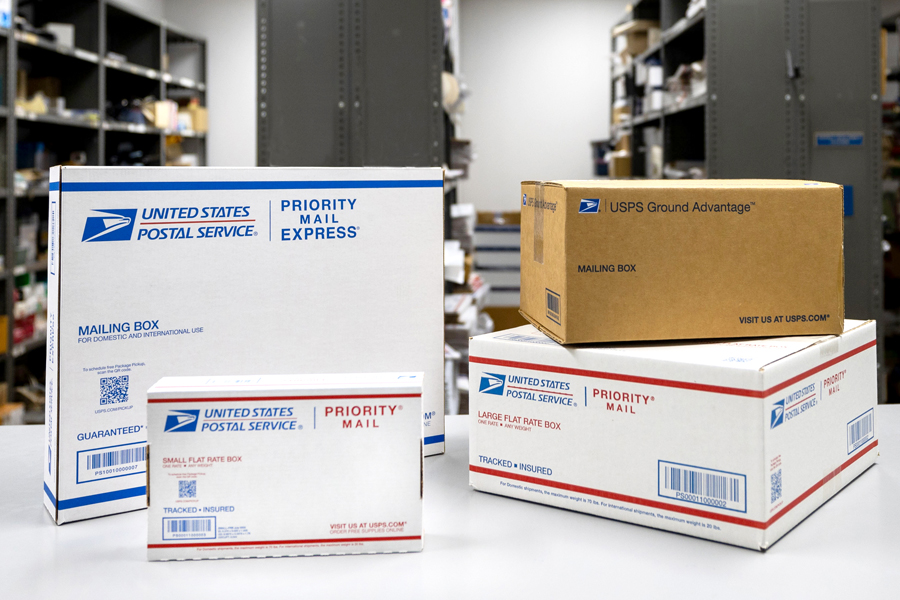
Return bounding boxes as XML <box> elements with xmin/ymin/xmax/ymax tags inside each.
<box><xmin>81</xmin><ymin>209</ymin><xmax>137</xmax><ymax>242</ymax></box>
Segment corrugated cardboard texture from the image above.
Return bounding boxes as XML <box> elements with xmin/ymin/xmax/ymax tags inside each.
<box><xmin>520</xmin><ymin>180</ymin><xmax>844</xmax><ymax>344</ymax></box>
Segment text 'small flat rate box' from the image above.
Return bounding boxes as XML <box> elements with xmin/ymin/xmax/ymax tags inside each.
<box><xmin>147</xmin><ymin>373</ymin><xmax>423</xmax><ymax>561</ymax></box>
<box><xmin>45</xmin><ymin>167</ymin><xmax>444</xmax><ymax>524</ymax></box>
<box><xmin>519</xmin><ymin>179</ymin><xmax>844</xmax><ymax>344</ymax></box>
<box><xmin>469</xmin><ymin>321</ymin><xmax>877</xmax><ymax>550</ymax></box>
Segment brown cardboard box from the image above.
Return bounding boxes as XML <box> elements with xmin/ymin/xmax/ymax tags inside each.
<box><xmin>612</xmin><ymin>105</ymin><xmax>631</xmax><ymax>125</ymax></box>
<box><xmin>607</xmin><ymin>152</ymin><xmax>632</xmax><ymax>178</ymax></box>
<box><xmin>519</xmin><ymin>179</ymin><xmax>844</xmax><ymax>344</ymax></box>
<box><xmin>0</xmin><ymin>402</ymin><xmax>24</xmax><ymax>426</ymax></box>
<box><xmin>0</xmin><ymin>315</ymin><xmax>7</xmax><ymax>356</ymax></box>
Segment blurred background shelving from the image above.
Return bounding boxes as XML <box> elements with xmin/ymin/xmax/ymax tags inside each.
<box><xmin>0</xmin><ymin>0</ymin><xmax>208</xmax><ymax>425</ymax></box>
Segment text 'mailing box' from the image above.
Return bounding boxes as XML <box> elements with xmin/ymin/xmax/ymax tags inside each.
<box><xmin>45</xmin><ymin>166</ymin><xmax>444</xmax><ymax>524</ymax></box>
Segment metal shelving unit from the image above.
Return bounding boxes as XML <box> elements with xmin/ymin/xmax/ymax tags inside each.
<box><xmin>1</xmin><ymin>0</ymin><xmax>208</xmax><ymax>405</ymax></box>
<box><xmin>610</xmin><ymin>0</ymin><xmax>884</xmax><ymax>398</ymax></box>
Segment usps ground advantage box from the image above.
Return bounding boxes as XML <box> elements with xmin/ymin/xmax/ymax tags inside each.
<box><xmin>147</xmin><ymin>373</ymin><xmax>423</xmax><ymax>561</ymax></box>
<box><xmin>469</xmin><ymin>322</ymin><xmax>878</xmax><ymax>550</ymax></box>
<box><xmin>44</xmin><ymin>167</ymin><xmax>444</xmax><ymax>524</ymax></box>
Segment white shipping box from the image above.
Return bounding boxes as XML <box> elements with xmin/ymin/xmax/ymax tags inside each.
<box><xmin>469</xmin><ymin>321</ymin><xmax>878</xmax><ymax>550</ymax></box>
<box><xmin>147</xmin><ymin>373</ymin><xmax>423</xmax><ymax>560</ymax></box>
<box><xmin>45</xmin><ymin>166</ymin><xmax>444</xmax><ymax>524</ymax></box>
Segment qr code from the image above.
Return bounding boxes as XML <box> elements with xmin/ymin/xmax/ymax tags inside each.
<box><xmin>179</xmin><ymin>480</ymin><xmax>197</xmax><ymax>499</ymax></box>
<box><xmin>99</xmin><ymin>375</ymin><xmax>129</xmax><ymax>405</ymax></box>
<box><xmin>771</xmin><ymin>469</ymin><xmax>783</xmax><ymax>503</ymax></box>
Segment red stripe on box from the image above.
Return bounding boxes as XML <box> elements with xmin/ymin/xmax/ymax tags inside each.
<box><xmin>470</xmin><ymin>439</ymin><xmax>877</xmax><ymax>529</ymax></box>
<box><xmin>470</xmin><ymin>339</ymin><xmax>875</xmax><ymax>398</ymax></box>
<box><xmin>149</xmin><ymin>535</ymin><xmax>421</xmax><ymax>549</ymax></box>
<box><xmin>148</xmin><ymin>394</ymin><xmax>422</xmax><ymax>403</ymax></box>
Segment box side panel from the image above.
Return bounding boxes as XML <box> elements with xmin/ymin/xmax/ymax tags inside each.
<box><xmin>760</xmin><ymin>321</ymin><xmax>877</xmax><ymax>547</ymax></box>
<box><xmin>468</xmin><ymin>335</ymin><xmax>768</xmax><ymax>550</ymax></box>
<box><xmin>44</xmin><ymin>167</ymin><xmax>62</xmax><ymax>522</ymax></box>
<box><xmin>147</xmin><ymin>392</ymin><xmax>423</xmax><ymax>560</ymax></box>
<box><xmin>560</xmin><ymin>183</ymin><xmax>843</xmax><ymax>343</ymax></box>
<box><xmin>519</xmin><ymin>183</ymin><xmax>569</xmax><ymax>340</ymax></box>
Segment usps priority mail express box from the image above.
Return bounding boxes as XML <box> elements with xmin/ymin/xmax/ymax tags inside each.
<box><xmin>469</xmin><ymin>321</ymin><xmax>877</xmax><ymax>550</ymax></box>
<box><xmin>44</xmin><ymin>167</ymin><xmax>444</xmax><ymax>524</ymax></box>
<box><xmin>147</xmin><ymin>373</ymin><xmax>423</xmax><ymax>560</ymax></box>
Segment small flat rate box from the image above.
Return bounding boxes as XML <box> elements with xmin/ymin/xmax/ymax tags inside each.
<box><xmin>44</xmin><ymin>167</ymin><xmax>444</xmax><ymax>524</ymax></box>
<box><xmin>469</xmin><ymin>321</ymin><xmax>877</xmax><ymax>550</ymax></box>
<box><xmin>147</xmin><ymin>373</ymin><xmax>423</xmax><ymax>561</ymax></box>
<box><xmin>520</xmin><ymin>179</ymin><xmax>844</xmax><ymax>344</ymax></box>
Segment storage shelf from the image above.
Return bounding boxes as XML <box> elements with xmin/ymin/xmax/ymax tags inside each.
<box><xmin>12</xmin><ymin>261</ymin><xmax>49</xmax><ymax>277</ymax></box>
<box><xmin>103</xmin><ymin>56</ymin><xmax>161</xmax><ymax>81</ymax></box>
<box><xmin>11</xmin><ymin>334</ymin><xmax>48</xmax><ymax>359</ymax></box>
<box><xmin>15</xmin><ymin>108</ymin><xmax>100</xmax><ymax>130</ymax></box>
<box><xmin>664</xmin><ymin>93</ymin><xmax>707</xmax><ymax>116</ymax></box>
<box><xmin>662</xmin><ymin>9</ymin><xmax>705</xmax><ymax>44</ymax></box>
<box><xmin>632</xmin><ymin>110</ymin><xmax>662</xmax><ymax>126</ymax></box>
<box><xmin>635</xmin><ymin>42</ymin><xmax>662</xmax><ymax>64</ymax></box>
<box><xmin>162</xmin><ymin>73</ymin><xmax>207</xmax><ymax>92</ymax></box>
<box><xmin>15</xmin><ymin>31</ymin><xmax>100</xmax><ymax>64</ymax></box>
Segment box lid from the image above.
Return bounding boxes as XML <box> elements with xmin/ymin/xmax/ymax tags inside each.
<box><xmin>477</xmin><ymin>320</ymin><xmax>872</xmax><ymax>373</ymax></box>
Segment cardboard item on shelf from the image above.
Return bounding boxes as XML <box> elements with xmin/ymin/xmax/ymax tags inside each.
<box><xmin>614</xmin><ymin>134</ymin><xmax>631</xmax><ymax>153</ymax></box>
<box><xmin>147</xmin><ymin>373</ymin><xmax>424</xmax><ymax>560</ymax></box>
<box><xmin>469</xmin><ymin>320</ymin><xmax>877</xmax><ymax>551</ymax></box>
<box><xmin>0</xmin><ymin>315</ymin><xmax>7</xmax><ymax>355</ymax></box>
<box><xmin>45</xmin><ymin>166</ymin><xmax>445</xmax><ymax>524</ymax></box>
<box><xmin>606</xmin><ymin>151</ymin><xmax>631</xmax><ymax>178</ymax></box>
<box><xmin>612</xmin><ymin>104</ymin><xmax>631</xmax><ymax>125</ymax></box>
<box><xmin>27</xmin><ymin>77</ymin><xmax>61</xmax><ymax>99</ymax></box>
<box><xmin>0</xmin><ymin>402</ymin><xmax>24</xmax><ymax>425</ymax></box>
<box><xmin>611</xmin><ymin>19</ymin><xmax>660</xmax><ymax>56</ymax></box>
<box><xmin>483</xmin><ymin>307</ymin><xmax>527</xmax><ymax>332</ymax></box>
<box><xmin>519</xmin><ymin>179</ymin><xmax>844</xmax><ymax>344</ymax></box>
<box><xmin>179</xmin><ymin>105</ymin><xmax>208</xmax><ymax>133</ymax></box>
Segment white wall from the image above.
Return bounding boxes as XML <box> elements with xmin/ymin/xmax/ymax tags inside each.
<box><xmin>115</xmin><ymin>0</ymin><xmax>165</xmax><ymax>21</ymax></box>
<box><xmin>458</xmin><ymin>0</ymin><xmax>627</xmax><ymax>211</ymax></box>
<box><xmin>164</xmin><ymin>0</ymin><xmax>257</xmax><ymax>166</ymax></box>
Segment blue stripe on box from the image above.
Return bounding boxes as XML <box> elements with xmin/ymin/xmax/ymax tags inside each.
<box><xmin>44</xmin><ymin>482</ymin><xmax>57</xmax><ymax>507</ymax></box>
<box><xmin>58</xmin><ymin>180</ymin><xmax>443</xmax><ymax>192</ymax></box>
<box><xmin>57</xmin><ymin>486</ymin><xmax>147</xmax><ymax>511</ymax></box>
<box><xmin>424</xmin><ymin>434</ymin><xmax>445</xmax><ymax>445</ymax></box>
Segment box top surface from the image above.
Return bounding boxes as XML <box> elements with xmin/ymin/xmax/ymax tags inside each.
<box><xmin>475</xmin><ymin>320</ymin><xmax>872</xmax><ymax>372</ymax></box>
<box><xmin>54</xmin><ymin>166</ymin><xmax>443</xmax><ymax>184</ymax></box>
<box><xmin>521</xmin><ymin>179</ymin><xmax>841</xmax><ymax>191</ymax></box>
<box><xmin>147</xmin><ymin>372</ymin><xmax>424</xmax><ymax>400</ymax></box>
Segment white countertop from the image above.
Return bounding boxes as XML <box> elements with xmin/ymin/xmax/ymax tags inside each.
<box><xmin>2</xmin><ymin>411</ymin><xmax>899</xmax><ymax>599</ymax></box>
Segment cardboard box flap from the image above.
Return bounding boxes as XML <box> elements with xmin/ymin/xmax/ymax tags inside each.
<box><xmin>518</xmin><ymin>309</ymin><xmax>566</xmax><ymax>344</ymax></box>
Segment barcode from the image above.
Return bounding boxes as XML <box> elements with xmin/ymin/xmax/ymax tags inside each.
<box><xmin>167</xmin><ymin>518</ymin><xmax>213</xmax><ymax>533</ymax></box>
<box><xmin>546</xmin><ymin>289</ymin><xmax>561</xmax><ymax>324</ymax></box>
<box><xmin>847</xmin><ymin>409</ymin><xmax>875</xmax><ymax>454</ymax></box>
<box><xmin>658</xmin><ymin>461</ymin><xmax>746</xmax><ymax>512</ymax></box>
<box><xmin>162</xmin><ymin>517</ymin><xmax>216</xmax><ymax>540</ymax></box>
<box><xmin>85</xmin><ymin>446</ymin><xmax>146</xmax><ymax>470</ymax></box>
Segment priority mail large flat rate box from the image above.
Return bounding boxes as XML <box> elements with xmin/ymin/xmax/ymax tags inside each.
<box><xmin>519</xmin><ymin>179</ymin><xmax>844</xmax><ymax>344</ymax></box>
<box><xmin>147</xmin><ymin>373</ymin><xmax>423</xmax><ymax>561</ymax></box>
<box><xmin>469</xmin><ymin>321</ymin><xmax>877</xmax><ymax>550</ymax></box>
<box><xmin>44</xmin><ymin>167</ymin><xmax>444</xmax><ymax>524</ymax></box>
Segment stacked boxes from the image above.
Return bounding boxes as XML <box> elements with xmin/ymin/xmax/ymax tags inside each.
<box><xmin>469</xmin><ymin>179</ymin><xmax>877</xmax><ymax>550</ymax></box>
